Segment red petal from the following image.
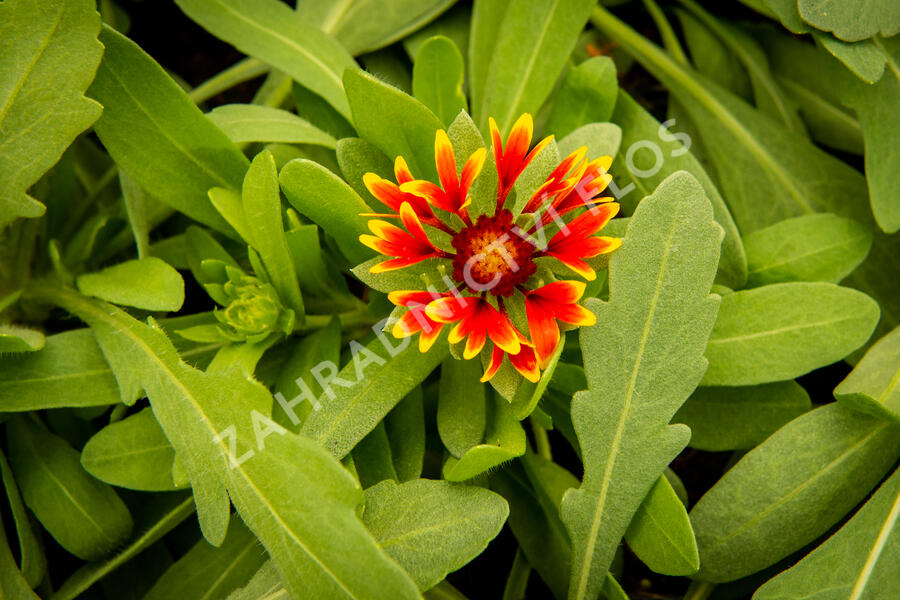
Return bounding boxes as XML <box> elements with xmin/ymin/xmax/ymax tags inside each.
<box><xmin>435</xmin><ymin>129</ymin><xmax>459</xmax><ymax>194</ymax></box>
<box><xmin>531</xmin><ymin>280</ymin><xmax>586</xmax><ymax>304</ymax></box>
<box><xmin>394</xmin><ymin>156</ymin><xmax>414</xmax><ymax>184</ymax></box>
<box><xmin>525</xmin><ymin>296</ymin><xmax>560</xmax><ymax>365</ymax></box>
<box><xmin>480</xmin><ymin>345</ymin><xmax>506</xmax><ymax>382</ymax></box>
<box><xmin>509</xmin><ymin>345</ymin><xmax>541</xmax><ymax>382</ymax></box>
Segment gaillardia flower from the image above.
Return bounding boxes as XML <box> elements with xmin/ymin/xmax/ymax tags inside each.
<box><xmin>360</xmin><ymin>114</ymin><xmax>621</xmax><ymax>383</ymax></box>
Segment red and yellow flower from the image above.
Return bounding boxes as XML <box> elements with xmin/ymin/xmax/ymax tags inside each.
<box><xmin>359</xmin><ymin>114</ymin><xmax>621</xmax><ymax>382</ymax></box>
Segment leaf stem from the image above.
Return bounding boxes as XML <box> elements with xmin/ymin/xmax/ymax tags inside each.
<box><xmin>187</xmin><ymin>57</ymin><xmax>269</xmax><ymax>105</ymax></box>
<box><xmin>683</xmin><ymin>580</ymin><xmax>716</xmax><ymax>600</ymax></box>
<box><xmin>531</xmin><ymin>418</ymin><xmax>552</xmax><ymax>460</ymax></box>
<box><xmin>501</xmin><ymin>548</ymin><xmax>531</xmax><ymax>600</ymax></box>
<box><xmin>641</xmin><ymin>0</ymin><xmax>689</xmax><ymax>66</ymax></box>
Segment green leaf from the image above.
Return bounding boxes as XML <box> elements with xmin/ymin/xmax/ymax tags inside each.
<box><xmin>611</xmin><ymin>91</ymin><xmax>747</xmax><ymax>289</ymax></box>
<box><xmin>384</xmin><ymin>388</ymin><xmax>426</xmax><ymax>482</ymax></box>
<box><xmin>301</xmin><ymin>335</ymin><xmax>448</xmax><ymax>459</ymax></box>
<box><xmin>173</xmin><ymin>0</ymin><xmax>356</xmax><ymax>118</ymax></box>
<box><xmin>363</xmin><ymin>478</ymin><xmax>509</xmax><ymax>591</ymax></box>
<box><xmin>0</xmin><ymin>325</ymin><xmax>45</xmax><ymax>354</ymax></box>
<box><xmin>344</xmin><ymin>68</ymin><xmax>444</xmax><ymax>180</ymax></box>
<box><xmin>471</xmin><ymin>0</ymin><xmax>595</xmax><ymax>133</ymax></box>
<box><xmin>81</xmin><ymin>407</ymin><xmax>182</xmax><ymax>492</ymax></box>
<box><xmin>442</xmin><ymin>393</ymin><xmax>527</xmax><ymax>482</ymax></box>
<box><xmin>797</xmin><ymin>0</ymin><xmax>900</xmax><ymax>42</ymax></box>
<box><xmin>447</xmin><ymin>110</ymin><xmax>496</xmax><ymax>217</ymax></box>
<box><xmin>330</xmin><ymin>0</ymin><xmax>456</xmax><ymax>56</ymax></box>
<box><xmin>241</xmin><ymin>150</ymin><xmax>305</xmax><ymax>317</ymax></box>
<box><xmin>336</xmin><ymin>137</ymin><xmax>394</xmax><ymax>208</ymax></box>
<box><xmin>89</xmin><ymin>26</ymin><xmax>247</xmax><ymax>236</ymax></box>
<box><xmin>703</xmin><ymin>282</ymin><xmax>880</xmax><ymax>386</ymax></box>
<box><xmin>594</xmin><ymin>7</ymin><xmax>900</xmax><ymax>342</ymax></box>
<box><xmin>0</xmin><ymin>0</ymin><xmax>102</xmax><ymax>228</ymax></box>
<box><xmin>207</xmin><ymin>104</ymin><xmax>337</xmax><ymax>147</ymax></box>
<box><xmin>40</xmin><ymin>286</ymin><xmax>420</xmax><ymax>599</ymax></box>
<box><xmin>745</xmin><ymin>213</ymin><xmax>872</xmax><ymax>286</ymax></box>
<box><xmin>279</xmin><ymin>158</ymin><xmax>375</xmax><ymax>265</ymax></box>
<box><xmin>624</xmin><ymin>475</ymin><xmax>699</xmax><ymax>576</ymax></box>
<box><xmin>545</xmin><ymin>56</ymin><xmax>618</xmax><ymax>139</ymax></box>
<box><xmin>353</xmin><ymin>423</ymin><xmax>399</xmax><ymax>488</ymax></box>
<box><xmin>754</xmin><ymin>465</ymin><xmax>900</xmax><ymax>600</ymax></box>
<box><xmin>560</xmin><ymin>172</ymin><xmax>722</xmax><ymax>600</ymax></box>
<box><xmin>673</xmin><ymin>381</ymin><xmax>811</xmax><ymax>451</ymax></box>
<box><xmin>676</xmin><ymin>8</ymin><xmax>752</xmax><ymax>99</ymax></box>
<box><xmin>0</xmin><ymin>450</ymin><xmax>46</xmax><ymax>587</ymax></box>
<box><xmin>678</xmin><ymin>0</ymin><xmax>806</xmax><ymax>134</ymax></box>
<box><xmin>413</xmin><ymin>35</ymin><xmax>468</xmax><ymax>126</ymax></box>
<box><xmin>77</xmin><ymin>257</ymin><xmax>185</xmax><ymax>312</ymax></box>
<box><xmin>767</xmin><ymin>29</ymin><xmax>874</xmax><ymax>138</ymax></box>
<box><xmin>0</xmin><ymin>512</ymin><xmax>39</xmax><ymax>600</ymax></box>
<box><xmin>143</xmin><ymin>518</ymin><xmax>267</xmax><ymax>600</ymax></box>
<box><xmin>843</xmin><ymin>36</ymin><xmax>900</xmax><ymax>234</ymax></box>
<box><xmin>557</xmin><ymin>123</ymin><xmax>622</xmax><ymax>161</ymax></box>
<box><xmin>690</xmin><ymin>403</ymin><xmax>900</xmax><ymax>582</ymax></box>
<box><xmin>50</xmin><ymin>494</ymin><xmax>195</xmax><ymax>600</ymax></box>
<box><xmin>403</xmin><ymin>3</ymin><xmax>471</xmax><ymax>62</ymax></box>
<box><xmin>6</xmin><ymin>415</ymin><xmax>133</xmax><ymax>561</ymax></box>
<box><xmin>0</xmin><ymin>329</ymin><xmax>120</xmax><ymax>411</ymax></box>
<box><xmin>438</xmin><ymin>357</ymin><xmax>487</xmax><ymax>458</ymax></box>
<box><xmin>835</xmin><ymin>325</ymin><xmax>900</xmax><ymax>424</ymax></box>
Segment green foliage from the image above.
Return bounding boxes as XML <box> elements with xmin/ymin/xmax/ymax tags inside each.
<box><xmin>545</xmin><ymin>56</ymin><xmax>619</xmax><ymax>138</ymax></box>
<box><xmin>703</xmin><ymin>282</ymin><xmax>880</xmax><ymax>386</ymax></box>
<box><xmin>173</xmin><ymin>0</ymin><xmax>356</xmax><ymax>118</ymax></box>
<box><xmin>413</xmin><ymin>36</ymin><xmax>468</xmax><ymax>126</ymax></box>
<box><xmin>207</xmin><ymin>104</ymin><xmax>338</xmax><ymax>147</ymax></box>
<box><xmin>6</xmin><ymin>415</ymin><xmax>133</xmax><ymax>561</ymax></box>
<box><xmin>76</xmin><ymin>257</ymin><xmax>185</xmax><ymax>311</ymax></box>
<box><xmin>835</xmin><ymin>325</ymin><xmax>900</xmax><ymax>423</ymax></box>
<box><xmin>81</xmin><ymin>408</ymin><xmax>182</xmax><ymax>492</ymax></box>
<box><xmin>0</xmin><ymin>0</ymin><xmax>103</xmax><ymax>228</ymax></box>
<box><xmin>363</xmin><ymin>479</ymin><xmax>509</xmax><ymax>590</ymax></box>
<box><xmin>796</xmin><ymin>0</ymin><xmax>900</xmax><ymax>42</ymax></box>
<box><xmin>690</xmin><ymin>403</ymin><xmax>900</xmax><ymax>582</ymax></box>
<box><xmin>89</xmin><ymin>26</ymin><xmax>246</xmax><ymax>237</ymax></box>
<box><xmin>744</xmin><ymin>214</ymin><xmax>872</xmax><ymax>286</ymax></box>
<box><xmin>561</xmin><ymin>172</ymin><xmax>722</xmax><ymax>600</ymax></box>
<box><xmin>673</xmin><ymin>381</ymin><xmax>811</xmax><ymax>451</ymax></box>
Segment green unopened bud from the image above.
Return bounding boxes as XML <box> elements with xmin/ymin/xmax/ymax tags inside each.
<box><xmin>215</xmin><ymin>274</ymin><xmax>293</xmax><ymax>343</ymax></box>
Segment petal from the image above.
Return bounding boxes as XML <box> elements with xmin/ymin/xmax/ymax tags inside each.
<box><xmin>448</xmin><ymin>321</ymin><xmax>467</xmax><ymax>343</ymax></box>
<box><xmin>463</xmin><ymin>326</ymin><xmax>487</xmax><ymax>359</ymax></box>
<box><xmin>485</xmin><ymin>309</ymin><xmax>521</xmax><ymax>355</ymax></box>
<box><xmin>392</xmin><ymin>311</ymin><xmax>424</xmax><ymax>337</ymax></box>
<box><xmin>531</xmin><ymin>280</ymin><xmax>586</xmax><ymax>304</ymax></box>
<box><xmin>506</xmin><ymin>113</ymin><xmax>534</xmax><ymax>165</ymax></box>
<box><xmin>370</xmin><ymin>256</ymin><xmax>437</xmax><ymax>273</ymax></box>
<box><xmin>388</xmin><ymin>290</ymin><xmax>438</xmax><ymax>307</ymax></box>
<box><xmin>547</xmin><ymin>253</ymin><xmax>596</xmax><ymax>281</ymax></box>
<box><xmin>509</xmin><ymin>345</ymin><xmax>541</xmax><ymax>382</ymax></box>
<box><xmin>394</xmin><ymin>156</ymin><xmax>414</xmax><ymax>184</ymax></box>
<box><xmin>554</xmin><ymin>303</ymin><xmax>597</xmax><ymax>327</ymax></box>
<box><xmin>525</xmin><ymin>296</ymin><xmax>560</xmax><ymax>365</ymax></box>
<box><xmin>489</xmin><ymin>117</ymin><xmax>504</xmax><ymax>172</ymax></box>
<box><xmin>426</xmin><ymin>296</ymin><xmax>472</xmax><ymax>323</ymax></box>
<box><xmin>418</xmin><ymin>323</ymin><xmax>443</xmax><ymax>352</ymax></box>
<box><xmin>399</xmin><ymin>202</ymin><xmax>431</xmax><ymax>246</ymax></box>
<box><xmin>459</xmin><ymin>147</ymin><xmax>487</xmax><ymax>196</ymax></box>
<box><xmin>434</xmin><ymin>129</ymin><xmax>459</xmax><ymax>193</ymax></box>
<box><xmin>480</xmin><ymin>345</ymin><xmax>506</xmax><ymax>382</ymax></box>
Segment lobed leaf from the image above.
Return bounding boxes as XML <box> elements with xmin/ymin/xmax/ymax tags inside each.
<box><xmin>0</xmin><ymin>0</ymin><xmax>103</xmax><ymax>228</ymax></box>
<box><xmin>561</xmin><ymin>172</ymin><xmax>722</xmax><ymax>600</ymax></box>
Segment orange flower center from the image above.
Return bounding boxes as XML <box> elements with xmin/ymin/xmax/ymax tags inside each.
<box><xmin>451</xmin><ymin>210</ymin><xmax>537</xmax><ymax>297</ymax></box>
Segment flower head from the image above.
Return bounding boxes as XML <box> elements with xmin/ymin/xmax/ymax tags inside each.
<box><xmin>359</xmin><ymin>113</ymin><xmax>621</xmax><ymax>382</ymax></box>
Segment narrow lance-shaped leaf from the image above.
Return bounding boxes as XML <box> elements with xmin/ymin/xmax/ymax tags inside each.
<box><xmin>0</xmin><ymin>449</ymin><xmax>46</xmax><ymax>587</ymax></box>
<box><xmin>38</xmin><ymin>285</ymin><xmax>421</xmax><ymax>599</ymax></box>
<box><xmin>691</xmin><ymin>403</ymin><xmax>900</xmax><ymax>582</ymax></box>
<box><xmin>754</xmin><ymin>465</ymin><xmax>900</xmax><ymax>600</ymax></box>
<box><xmin>174</xmin><ymin>0</ymin><xmax>356</xmax><ymax>118</ymax></box>
<box><xmin>472</xmin><ymin>0</ymin><xmax>595</xmax><ymax>133</ymax></box>
<box><xmin>241</xmin><ymin>150</ymin><xmax>305</xmax><ymax>318</ymax></box>
<box><xmin>835</xmin><ymin>325</ymin><xmax>900</xmax><ymax>424</ymax></box>
<box><xmin>0</xmin><ymin>0</ymin><xmax>103</xmax><ymax>228</ymax></box>
<box><xmin>6</xmin><ymin>415</ymin><xmax>134</xmax><ymax>561</ymax></box>
<box><xmin>76</xmin><ymin>257</ymin><xmax>185</xmax><ymax>312</ymax></box>
<box><xmin>703</xmin><ymin>282</ymin><xmax>880</xmax><ymax>386</ymax></box>
<box><xmin>744</xmin><ymin>213</ymin><xmax>872</xmax><ymax>286</ymax></box>
<box><xmin>545</xmin><ymin>56</ymin><xmax>619</xmax><ymax>139</ymax></box>
<box><xmin>207</xmin><ymin>104</ymin><xmax>337</xmax><ymax>147</ymax></box>
<box><xmin>413</xmin><ymin>35</ymin><xmax>468</xmax><ymax>126</ymax></box>
<box><xmin>593</xmin><ymin>6</ymin><xmax>900</xmax><ymax>340</ymax></box>
<box><xmin>301</xmin><ymin>333</ymin><xmax>448</xmax><ymax>460</ymax></box>
<box><xmin>329</xmin><ymin>0</ymin><xmax>456</xmax><ymax>56</ymax></box>
<box><xmin>561</xmin><ymin>172</ymin><xmax>722</xmax><ymax>600</ymax></box>
<box><xmin>89</xmin><ymin>26</ymin><xmax>247</xmax><ymax>237</ymax></box>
